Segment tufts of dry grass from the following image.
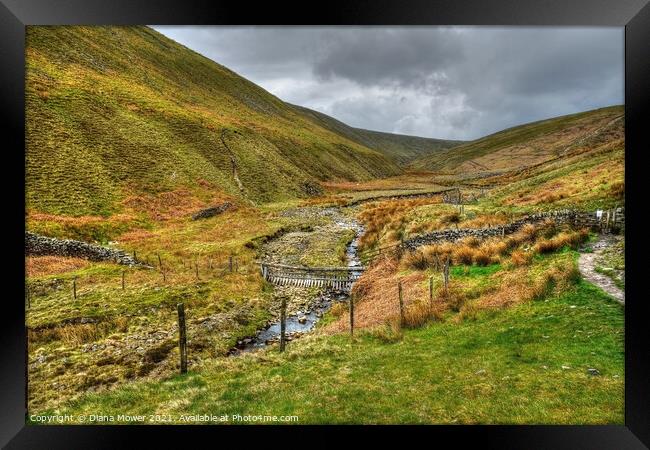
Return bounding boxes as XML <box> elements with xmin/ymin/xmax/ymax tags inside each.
<box><xmin>439</xmin><ymin>211</ymin><xmax>461</xmax><ymax>225</ymax></box>
<box><xmin>326</xmin><ymin>256</ymin><xmax>427</xmax><ymax>332</ymax></box>
<box><xmin>357</xmin><ymin>196</ymin><xmax>444</xmax><ymax>250</ymax></box>
<box><xmin>402</xmin><ymin>221</ymin><xmax>584</xmax><ymax>272</ymax></box>
<box><xmin>460</xmin><ymin>236</ymin><xmax>481</xmax><ymax>248</ymax></box>
<box><xmin>452</xmin><ymin>245</ymin><xmax>475</xmax><ymax>265</ymax></box>
<box><xmin>472</xmin><ymin>248</ymin><xmax>494</xmax><ymax>266</ymax></box>
<box><xmin>329</xmin><ymin>302</ymin><xmax>348</xmax><ymax>318</ymax></box>
<box><xmin>469</xmin><ymin>258</ymin><xmax>580</xmax><ymax>313</ymax></box>
<box><xmin>401</xmin><ymin>250</ymin><xmax>430</xmax><ymax>271</ymax></box>
<box><xmin>29</xmin><ymin>316</ymin><xmax>130</xmax><ymax>348</ymax></box>
<box><xmin>436</xmin><ymin>283</ymin><xmax>466</xmax><ymax>312</ymax></box>
<box><xmin>26</xmin><ymin>256</ymin><xmax>91</xmax><ymax>277</ymax></box>
<box><xmin>510</xmin><ymin>249</ymin><xmax>533</xmax><ymax>266</ymax></box>
<box><xmin>300</xmin><ymin>195</ymin><xmax>350</xmax><ymax>207</ymax></box>
<box><xmin>460</xmin><ymin>213</ymin><xmax>510</xmax><ymax>229</ymax></box>
<box><xmin>533</xmin><ymin>229</ymin><xmax>589</xmax><ymax>254</ymax></box>
<box><xmin>401</xmin><ymin>299</ymin><xmax>445</xmax><ymax>329</ymax></box>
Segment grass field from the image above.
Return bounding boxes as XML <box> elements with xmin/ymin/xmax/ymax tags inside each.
<box><xmin>42</xmin><ymin>272</ymin><xmax>623</xmax><ymax>424</ymax></box>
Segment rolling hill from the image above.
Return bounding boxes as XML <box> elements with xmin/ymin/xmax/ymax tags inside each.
<box><xmin>291</xmin><ymin>104</ymin><xmax>464</xmax><ymax>165</ymax></box>
<box><xmin>26</xmin><ymin>26</ymin><xmax>409</xmax><ymax>216</ymax></box>
<box><xmin>409</xmin><ymin>106</ymin><xmax>624</xmax><ymax>174</ymax></box>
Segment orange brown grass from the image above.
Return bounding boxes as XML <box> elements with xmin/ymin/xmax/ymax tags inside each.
<box><xmin>324</xmin><ymin>256</ymin><xmax>427</xmax><ymax>332</ymax></box>
<box><xmin>358</xmin><ymin>196</ymin><xmax>444</xmax><ymax>250</ymax></box>
<box><xmin>122</xmin><ymin>188</ymin><xmax>235</xmax><ymax>221</ymax></box>
<box><xmin>26</xmin><ymin>256</ymin><xmax>91</xmax><ymax>277</ymax></box>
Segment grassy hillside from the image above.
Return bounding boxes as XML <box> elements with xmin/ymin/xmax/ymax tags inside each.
<box><xmin>292</xmin><ymin>104</ymin><xmax>464</xmax><ymax>165</ymax></box>
<box><xmin>409</xmin><ymin>106</ymin><xmax>624</xmax><ymax>173</ymax></box>
<box><xmin>26</xmin><ymin>26</ymin><xmax>401</xmax><ymax>216</ymax></box>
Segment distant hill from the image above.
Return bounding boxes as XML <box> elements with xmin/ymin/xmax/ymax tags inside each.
<box><xmin>292</xmin><ymin>104</ymin><xmax>464</xmax><ymax>165</ymax></box>
<box><xmin>26</xmin><ymin>26</ymin><xmax>404</xmax><ymax>216</ymax></box>
<box><xmin>409</xmin><ymin>106</ymin><xmax>624</xmax><ymax>174</ymax></box>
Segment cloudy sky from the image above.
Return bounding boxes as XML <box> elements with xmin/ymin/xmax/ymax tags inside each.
<box><xmin>152</xmin><ymin>26</ymin><xmax>623</xmax><ymax>141</ymax></box>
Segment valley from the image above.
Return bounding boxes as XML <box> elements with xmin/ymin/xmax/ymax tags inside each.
<box><xmin>25</xmin><ymin>26</ymin><xmax>625</xmax><ymax>424</ymax></box>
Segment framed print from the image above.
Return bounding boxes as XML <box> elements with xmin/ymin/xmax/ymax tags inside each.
<box><xmin>1</xmin><ymin>0</ymin><xmax>649</xmax><ymax>447</ymax></box>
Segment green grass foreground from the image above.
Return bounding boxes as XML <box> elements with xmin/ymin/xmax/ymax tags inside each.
<box><xmin>43</xmin><ymin>279</ymin><xmax>623</xmax><ymax>425</ymax></box>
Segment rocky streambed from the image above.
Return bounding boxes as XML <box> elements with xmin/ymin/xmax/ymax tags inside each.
<box><xmin>230</xmin><ymin>206</ymin><xmax>363</xmax><ymax>354</ymax></box>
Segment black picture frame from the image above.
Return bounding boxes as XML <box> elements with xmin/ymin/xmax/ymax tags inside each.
<box><xmin>2</xmin><ymin>0</ymin><xmax>648</xmax><ymax>447</ymax></box>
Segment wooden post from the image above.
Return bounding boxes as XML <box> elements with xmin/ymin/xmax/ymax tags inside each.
<box><xmin>157</xmin><ymin>253</ymin><xmax>162</xmax><ymax>268</ymax></box>
<box><xmin>279</xmin><ymin>296</ymin><xmax>287</xmax><ymax>352</ymax></box>
<box><xmin>443</xmin><ymin>258</ymin><xmax>450</xmax><ymax>292</ymax></box>
<box><xmin>177</xmin><ymin>303</ymin><xmax>187</xmax><ymax>374</ymax></box>
<box><xmin>72</xmin><ymin>277</ymin><xmax>77</xmax><ymax>300</ymax></box>
<box><xmin>133</xmin><ymin>250</ymin><xmax>137</xmax><ymax>260</ymax></box>
<box><xmin>121</xmin><ymin>270</ymin><xmax>125</xmax><ymax>290</ymax></box>
<box><xmin>429</xmin><ymin>276</ymin><xmax>434</xmax><ymax>308</ymax></box>
<box><xmin>349</xmin><ymin>293</ymin><xmax>355</xmax><ymax>336</ymax></box>
<box><xmin>208</xmin><ymin>258</ymin><xmax>213</xmax><ymax>270</ymax></box>
<box><xmin>398</xmin><ymin>281</ymin><xmax>405</xmax><ymax>325</ymax></box>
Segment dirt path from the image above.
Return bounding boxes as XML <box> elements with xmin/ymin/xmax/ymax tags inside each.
<box><xmin>578</xmin><ymin>234</ymin><xmax>625</xmax><ymax>304</ymax></box>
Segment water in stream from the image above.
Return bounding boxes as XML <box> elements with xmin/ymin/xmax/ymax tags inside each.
<box><xmin>230</xmin><ymin>219</ymin><xmax>363</xmax><ymax>354</ymax></box>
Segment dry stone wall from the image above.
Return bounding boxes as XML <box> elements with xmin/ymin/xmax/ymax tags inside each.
<box><xmin>403</xmin><ymin>208</ymin><xmax>624</xmax><ymax>250</ymax></box>
<box><xmin>26</xmin><ymin>231</ymin><xmax>141</xmax><ymax>266</ymax></box>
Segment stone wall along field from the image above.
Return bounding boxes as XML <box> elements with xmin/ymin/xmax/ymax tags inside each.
<box><xmin>25</xmin><ymin>231</ymin><xmax>141</xmax><ymax>266</ymax></box>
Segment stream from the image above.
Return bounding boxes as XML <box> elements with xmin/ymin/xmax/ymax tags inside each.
<box><xmin>230</xmin><ymin>211</ymin><xmax>363</xmax><ymax>354</ymax></box>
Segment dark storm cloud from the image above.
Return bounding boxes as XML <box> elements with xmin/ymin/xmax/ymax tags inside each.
<box><xmin>152</xmin><ymin>26</ymin><xmax>623</xmax><ymax>140</ymax></box>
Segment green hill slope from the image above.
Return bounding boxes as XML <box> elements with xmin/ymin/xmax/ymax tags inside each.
<box><xmin>409</xmin><ymin>106</ymin><xmax>624</xmax><ymax>173</ymax></box>
<box><xmin>26</xmin><ymin>26</ymin><xmax>402</xmax><ymax>216</ymax></box>
<box><xmin>292</xmin><ymin>104</ymin><xmax>464</xmax><ymax>165</ymax></box>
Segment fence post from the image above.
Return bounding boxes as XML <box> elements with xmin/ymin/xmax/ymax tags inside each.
<box><xmin>398</xmin><ymin>281</ymin><xmax>405</xmax><ymax>325</ymax></box>
<box><xmin>72</xmin><ymin>277</ymin><xmax>77</xmax><ymax>300</ymax></box>
<box><xmin>133</xmin><ymin>250</ymin><xmax>137</xmax><ymax>261</ymax></box>
<box><xmin>280</xmin><ymin>296</ymin><xmax>287</xmax><ymax>353</ymax></box>
<box><xmin>121</xmin><ymin>270</ymin><xmax>125</xmax><ymax>290</ymax></box>
<box><xmin>157</xmin><ymin>253</ymin><xmax>162</xmax><ymax>268</ymax></box>
<box><xmin>349</xmin><ymin>293</ymin><xmax>355</xmax><ymax>336</ymax></box>
<box><xmin>443</xmin><ymin>258</ymin><xmax>450</xmax><ymax>293</ymax></box>
<box><xmin>177</xmin><ymin>303</ymin><xmax>187</xmax><ymax>374</ymax></box>
<box><xmin>429</xmin><ymin>276</ymin><xmax>434</xmax><ymax>308</ymax></box>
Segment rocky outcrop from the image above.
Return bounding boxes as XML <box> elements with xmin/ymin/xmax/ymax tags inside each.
<box><xmin>191</xmin><ymin>202</ymin><xmax>233</xmax><ymax>220</ymax></box>
<box><xmin>25</xmin><ymin>231</ymin><xmax>140</xmax><ymax>266</ymax></box>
